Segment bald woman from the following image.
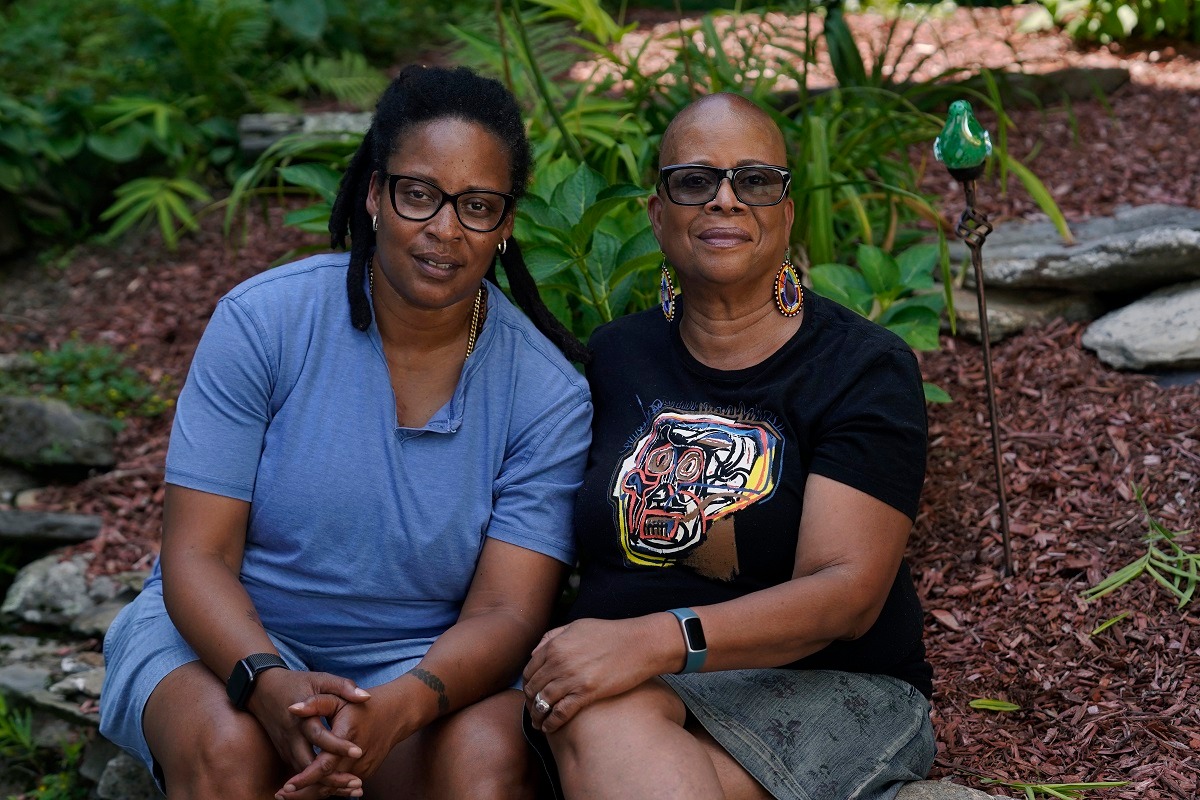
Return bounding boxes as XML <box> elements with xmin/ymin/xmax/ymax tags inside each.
<box><xmin>520</xmin><ymin>93</ymin><xmax>936</xmax><ymax>800</ymax></box>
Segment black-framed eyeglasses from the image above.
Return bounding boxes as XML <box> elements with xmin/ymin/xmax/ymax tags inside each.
<box><xmin>658</xmin><ymin>164</ymin><xmax>792</xmax><ymax>207</ymax></box>
<box><xmin>383</xmin><ymin>173</ymin><xmax>515</xmax><ymax>233</ymax></box>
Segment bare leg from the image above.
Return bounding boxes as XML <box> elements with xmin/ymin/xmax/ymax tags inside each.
<box><xmin>364</xmin><ymin>689</ymin><xmax>536</xmax><ymax>800</ymax></box>
<box><xmin>687</xmin><ymin>722</ymin><xmax>772</xmax><ymax>800</ymax></box>
<box><xmin>143</xmin><ymin>662</ymin><xmax>289</xmax><ymax>800</ymax></box>
<box><xmin>547</xmin><ymin>678</ymin><xmax>724</xmax><ymax>800</ymax></box>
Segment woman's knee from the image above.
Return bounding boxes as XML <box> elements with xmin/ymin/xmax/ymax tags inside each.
<box><xmin>549</xmin><ymin>678</ymin><xmax>686</xmax><ymax>757</ymax></box>
<box><xmin>407</xmin><ymin>689</ymin><xmax>535</xmax><ymax>800</ymax></box>
<box><xmin>144</xmin><ymin>663</ymin><xmax>283</xmax><ymax>798</ymax></box>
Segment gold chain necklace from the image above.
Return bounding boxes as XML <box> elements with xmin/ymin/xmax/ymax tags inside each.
<box><xmin>369</xmin><ymin>262</ymin><xmax>485</xmax><ymax>358</ymax></box>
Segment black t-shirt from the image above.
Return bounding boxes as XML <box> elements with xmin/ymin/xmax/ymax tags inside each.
<box><xmin>568</xmin><ymin>289</ymin><xmax>933</xmax><ymax>698</ymax></box>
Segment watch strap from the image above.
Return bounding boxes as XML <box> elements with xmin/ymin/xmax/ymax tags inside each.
<box><xmin>227</xmin><ymin>653</ymin><xmax>289</xmax><ymax>709</ymax></box>
<box><xmin>667</xmin><ymin>608</ymin><xmax>707</xmax><ymax>674</ymax></box>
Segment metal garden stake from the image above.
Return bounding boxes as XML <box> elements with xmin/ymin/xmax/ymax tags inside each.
<box><xmin>934</xmin><ymin>100</ymin><xmax>1014</xmax><ymax>576</ymax></box>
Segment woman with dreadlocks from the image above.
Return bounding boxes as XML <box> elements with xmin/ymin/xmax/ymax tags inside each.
<box><xmin>99</xmin><ymin>65</ymin><xmax>592</xmax><ymax>799</ymax></box>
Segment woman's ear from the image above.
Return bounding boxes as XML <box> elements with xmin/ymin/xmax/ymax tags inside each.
<box><xmin>647</xmin><ymin>191</ymin><xmax>663</xmax><ymax>241</ymax></box>
<box><xmin>366</xmin><ymin>171</ymin><xmax>382</xmax><ymax>219</ymax></box>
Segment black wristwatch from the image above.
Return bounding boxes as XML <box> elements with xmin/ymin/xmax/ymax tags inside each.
<box><xmin>226</xmin><ymin>653</ymin><xmax>289</xmax><ymax>710</ymax></box>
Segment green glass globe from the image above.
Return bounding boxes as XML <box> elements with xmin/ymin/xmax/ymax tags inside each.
<box><xmin>934</xmin><ymin>100</ymin><xmax>993</xmax><ymax>173</ymax></box>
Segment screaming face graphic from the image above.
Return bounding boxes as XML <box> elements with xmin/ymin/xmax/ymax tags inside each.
<box><xmin>613</xmin><ymin>412</ymin><xmax>780</xmax><ymax>567</ymax></box>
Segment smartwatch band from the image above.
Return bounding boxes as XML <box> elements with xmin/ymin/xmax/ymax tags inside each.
<box><xmin>667</xmin><ymin>608</ymin><xmax>708</xmax><ymax>674</ymax></box>
<box><xmin>226</xmin><ymin>652</ymin><xmax>289</xmax><ymax>710</ymax></box>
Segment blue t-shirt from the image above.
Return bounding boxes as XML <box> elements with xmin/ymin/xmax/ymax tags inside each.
<box><xmin>152</xmin><ymin>253</ymin><xmax>592</xmax><ymax>651</ymax></box>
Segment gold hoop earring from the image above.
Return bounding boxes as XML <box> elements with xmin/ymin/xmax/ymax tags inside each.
<box><xmin>659</xmin><ymin>259</ymin><xmax>677</xmax><ymax>321</ymax></box>
<box><xmin>774</xmin><ymin>249</ymin><xmax>803</xmax><ymax>317</ymax></box>
<box><xmin>498</xmin><ymin>239</ymin><xmax>507</xmax><ymax>256</ymax></box>
<box><xmin>372</xmin><ymin>215</ymin><xmax>378</xmax><ymax>232</ymax></box>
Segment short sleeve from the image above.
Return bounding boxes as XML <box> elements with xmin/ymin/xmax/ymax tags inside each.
<box><xmin>164</xmin><ymin>297</ymin><xmax>276</xmax><ymax>501</ymax></box>
<box><xmin>808</xmin><ymin>347</ymin><xmax>927</xmax><ymax>519</ymax></box>
<box><xmin>486</xmin><ymin>395</ymin><xmax>593</xmax><ymax>564</ymax></box>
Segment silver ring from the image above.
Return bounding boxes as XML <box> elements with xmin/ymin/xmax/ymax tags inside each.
<box><xmin>533</xmin><ymin>693</ymin><xmax>552</xmax><ymax>715</ymax></box>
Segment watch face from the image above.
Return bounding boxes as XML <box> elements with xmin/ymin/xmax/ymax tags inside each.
<box><xmin>226</xmin><ymin>660</ymin><xmax>253</xmax><ymax>708</ymax></box>
<box><xmin>681</xmin><ymin>616</ymin><xmax>707</xmax><ymax>651</ymax></box>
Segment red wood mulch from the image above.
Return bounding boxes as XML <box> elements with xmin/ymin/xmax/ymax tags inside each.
<box><xmin>2</xmin><ymin>8</ymin><xmax>1199</xmax><ymax>798</ymax></box>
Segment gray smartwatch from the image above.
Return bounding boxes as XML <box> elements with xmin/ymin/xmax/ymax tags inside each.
<box><xmin>667</xmin><ymin>608</ymin><xmax>708</xmax><ymax>674</ymax></box>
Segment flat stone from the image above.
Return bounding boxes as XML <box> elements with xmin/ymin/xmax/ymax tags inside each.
<box><xmin>0</xmin><ymin>353</ymin><xmax>36</xmax><ymax>372</ymax></box>
<box><xmin>0</xmin><ymin>395</ymin><xmax>117</xmax><ymax>468</ymax></box>
<box><xmin>96</xmin><ymin>752</ymin><xmax>159</xmax><ymax>800</ymax></box>
<box><xmin>0</xmin><ymin>662</ymin><xmax>53</xmax><ymax>694</ymax></box>
<box><xmin>0</xmin><ymin>508</ymin><xmax>102</xmax><ymax>544</ymax></box>
<box><xmin>0</xmin><ymin>464</ymin><xmax>39</xmax><ymax>505</ymax></box>
<box><xmin>951</xmin><ymin>205</ymin><xmax>1200</xmax><ymax>292</ymax></box>
<box><xmin>2</xmin><ymin>552</ymin><xmax>97</xmax><ymax>625</ymax></box>
<box><xmin>1082</xmin><ymin>278</ymin><xmax>1200</xmax><ymax>370</ymax></box>
<box><xmin>947</xmin><ymin>287</ymin><xmax>1104</xmax><ymax>342</ymax></box>
<box><xmin>80</xmin><ymin>737</ymin><xmax>124</xmax><ymax>784</ymax></box>
<box><xmin>898</xmin><ymin>779</ymin><xmax>1014</xmax><ymax>799</ymax></box>
<box><xmin>50</xmin><ymin>665</ymin><xmax>105</xmax><ymax>700</ymax></box>
<box><xmin>72</xmin><ymin>592</ymin><xmax>137</xmax><ymax>637</ymax></box>
<box><xmin>238</xmin><ymin>111</ymin><xmax>371</xmax><ymax>158</ymax></box>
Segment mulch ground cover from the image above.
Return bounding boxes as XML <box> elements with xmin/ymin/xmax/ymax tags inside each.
<box><xmin>2</xmin><ymin>6</ymin><xmax>1199</xmax><ymax>798</ymax></box>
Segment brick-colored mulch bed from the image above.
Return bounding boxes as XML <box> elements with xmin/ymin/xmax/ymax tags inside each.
<box><xmin>916</xmin><ymin>324</ymin><xmax>1200</xmax><ymax>798</ymax></box>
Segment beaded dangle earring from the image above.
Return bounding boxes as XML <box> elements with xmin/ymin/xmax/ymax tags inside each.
<box><xmin>659</xmin><ymin>259</ymin><xmax>677</xmax><ymax>321</ymax></box>
<box><xmin>774</xmin><ymin>249</ymin><xmax>803</xmax><ymax>317</ymax></box>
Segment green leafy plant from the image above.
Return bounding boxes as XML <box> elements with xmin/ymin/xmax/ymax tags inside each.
<box><xmin>0</xmin><ymin>339</ymin><xmax>173</xmax><ymax>422</ymax></box>
<box><xmin>810</xmin><ymin>240</ymin><xmax>951</xmax><ymax>401</ymax></box>
<box><xmin>0</xmin><ymin>694</ymin><xmax>88</xmax><ymax>800</ymax></box>
<box><xmin>1026</xmin><ymin>0</ymin><xmax>1200</xmax><ymax>44</ymax></box>
<box><xmin>515</xmin><ymin>156</ymin><xmax>660</xmax><ymax>339</ymax></box>
<box><xmin>1082</xmin><ymin>484</ymin><xmax>1198</xmax><ymax>608</ymax></box>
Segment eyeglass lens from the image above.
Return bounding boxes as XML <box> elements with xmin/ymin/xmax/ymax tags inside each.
<box><xmin>664</xmin><ymin>166</ymin><xmax>788</xmax><ymax>206</ymax></box>
<box><xmin>390</xmin><ymin>176</ymin><xmax>509</xmax><ymax>232</ymax></box>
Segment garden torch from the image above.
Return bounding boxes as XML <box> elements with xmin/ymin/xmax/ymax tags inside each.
<box><xmin>934</xmin><ymin>100</ymin><xmax>1014</xmax><ymax>576</ymax></box>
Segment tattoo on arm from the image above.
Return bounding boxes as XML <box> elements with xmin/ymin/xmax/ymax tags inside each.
<box><xmin>410</xmin><ymin>668</ymin><xmax>450</xmax><ymax>714</ymax></box>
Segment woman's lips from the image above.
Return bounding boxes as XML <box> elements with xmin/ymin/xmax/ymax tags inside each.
<box><xmin>413</xmin><ymin>253</ymin><xmax>460</xmax><ymax>275</ymax></box>
<box><xmin>696</xmin><ymin>227</ymin><xmax>752</xmax><ymax>248</ymax></box>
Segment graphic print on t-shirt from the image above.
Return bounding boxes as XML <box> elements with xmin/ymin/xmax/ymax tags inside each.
<box><xmin>611</xmin><ymin>406</ymin><xmax>782</xmax><ymax>579</ymax></box>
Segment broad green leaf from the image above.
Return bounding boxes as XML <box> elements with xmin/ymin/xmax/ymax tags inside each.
<box><xmin>877</xmin><ymin>294</ymin><xmax>944</xmax><ymax>325</ymax></box>
<box><xmin>573</xmin><ymin>185</ymin><xmax>647</xmax><ymax>249</ymax></box>
<box><xmin>517</xmin><ymin>195</ymin><xmax>571</xmax><ymax>237</ymax></box>
<box><xmin>810</xmin><ymin>264</ymin><xmax>872</xmax><ymax>316</ymax></box>
<box><xmin>530</xmin><ymin>154</ymin><xmax>579</xmax><ymax>201</ymax></box>
<box><xmin>614</xmin><ymin>226</ymin><xmax>659</xmax><ymax>270</ymax></box>
<box><xmin>284</xmin><ymin>202</ymin><xmax>333</xmax><ymax>234</ymax></box>
<box><xmin>278</xmin><ymin>163</ymin><xmax>342</xmax><ymax>202</ymax></box>
<box><xmin>856</xmin><ymin>244</ymin><xmax>901</xmax><ymax>299</ymax></box>
<box><xmin>87</xmin><ymin>125</ymin><xmax>148</xmax><ymax>163</ymax></box>
<box><xmin>883</xmin><ymin>306</ymin><xmax>940</xmax><ymax>351</ymax></box>
<box><xmin>610</xmin><ymin>251</ymin><xmax>660</xmax><ymax>290</ymax></box>
<box><xmin>896</xmin><ymin>243</ymin><xmax>938</xmax><ymax>291</ymax></box>
<box><xmin>522</xmin><ymin>243</ymin><xmax>577</xmax><ymax>282</ymax></box>
<box><xmin>923</xmin><ymin>382</ymin><xmax>951</xmax><ymax>404</ymax></box>
<box><xmin>551</xmin><ymin>163</ymin><xmax>606</xmax><ymax>226</ymax></box>
<box><xmin>969</xmin><ymin>698</ymin><xmax>1020</xmax><ymax>712</ymax></box>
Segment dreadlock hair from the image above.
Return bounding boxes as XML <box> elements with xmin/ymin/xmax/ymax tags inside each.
<box><xmin>329</xmin><ymin>64</ymin><xmax>589</xmax><ymax>364</ymax></box>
